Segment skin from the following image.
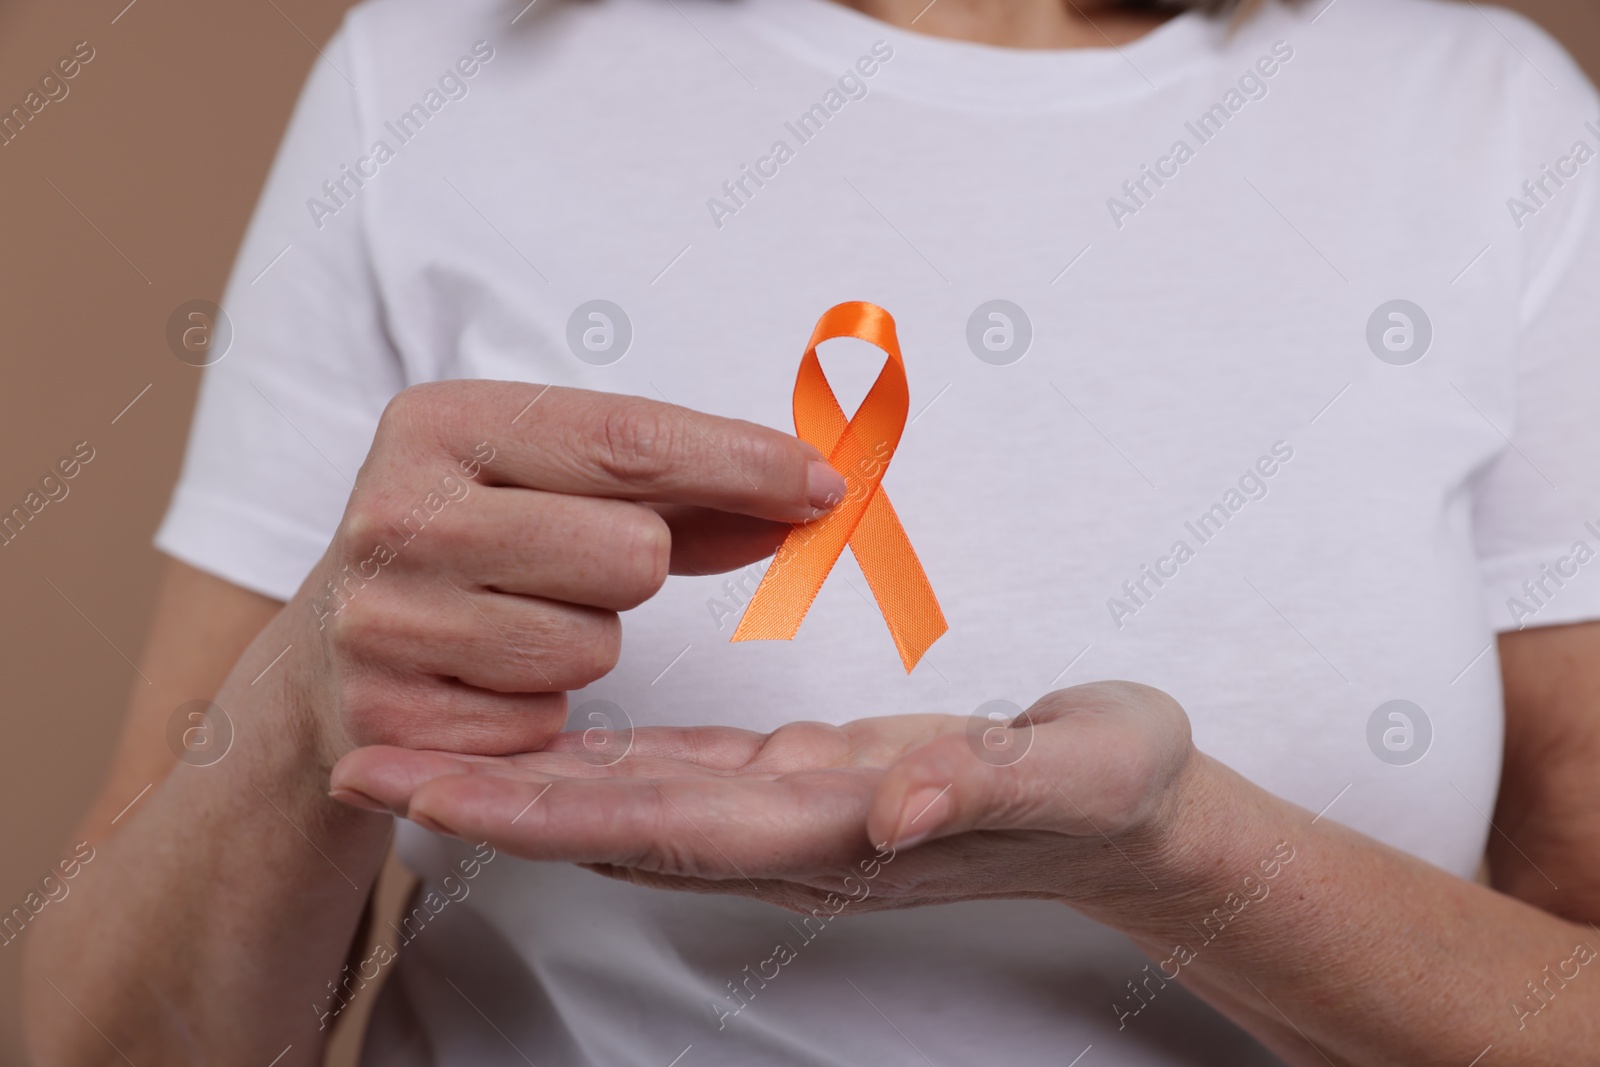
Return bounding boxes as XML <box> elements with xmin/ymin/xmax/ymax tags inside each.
<box><xmin>23</xmin><ymin>381</ymin><xmax>846</xmax><ymax>1064</ymax></box>
<box><xmin>23</xmin><ymin>3</ymin><xmax>1600</xmax><ymax>1065</ymax></box>
<box><xmin>334</xmin><ymin>663</ymin><xmax>1600</xmax><ymax>1065</ymax></box>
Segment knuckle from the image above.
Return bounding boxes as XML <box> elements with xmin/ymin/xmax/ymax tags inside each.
<box><xmin>723</xmin><ymin>428</ymin><xmax>789</xmax><ymax>489</ymax></box>
<box><xmin>339</xmin><ymin>498</ymin><xmax>391</xmax><ymax>555</ymax></box>
<box><xmin>591</xmin><ymin>405</ymin><xmax>677</xmax><ymax>487</ymax></box>
<box><xmin>376</xmin><ymin>383</ymin><xmax>453</xmax><ymax>453</ymax></box>
<box><xmin>320</xmin><ymin>603</ymin><xmax>358</xmax><ymax>657</ymax></box>
<box><xmin>628</xmin><ymin>804</ymin><xmax>698</xmax><ymax>874</ymax></box>
<box><xmin>910</xmin><ymin>733</ymin><xmax>970</xmax><ymax>782</ymax></box>
<box><xmin>321</xmin><ymin>592</ymin><xmax>381</xmax><ymax>657</ymax></box>
<box><xmin>378</xmin><ymin>384</ymin><xmax>428</xmax><ymax>433</ymax></box>
<box><xmin>761</xmin><ymin>722</ymin><xmax>849</xmax><ymax>770</ymax></box>
<box><xmin>340</xmin><ymin>489</ymin><xmax>446</xmax><ymax>570</ymax></box>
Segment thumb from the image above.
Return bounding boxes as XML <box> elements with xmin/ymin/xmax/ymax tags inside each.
<box><xmin>866</xmin><ymin>694</ymin><xmax>1168</xmax><ymax>851</ymax></box>
<box><xmin>866</xmin><ymin>722</ymin><xmax>1051</xmax><ymax>851</ymax></box>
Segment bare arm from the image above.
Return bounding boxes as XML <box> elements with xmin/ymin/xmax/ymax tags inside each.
<box><xmin>22</xmin><ymin>381</ymin><xmax>843</xmax><ymax>1065</ymax></box>
<box><xmin>71</xmin><ymin>561</ymin><xmax>284</xmax><ymax>839</ymax></box>
<box><xmin>22</xmin><ymin>559</ymin><xmax>394</xmax><ymax>1065</ymax></box>
<box><xmin>341</xmin><ymin>619</ymin><xmax>1600</xmax><ymax>1066</ymax></box>
<box><xmin>1116</xmin><ymin>622</ymin><xmax>1600</xmax><ymax>1065</ymax></box>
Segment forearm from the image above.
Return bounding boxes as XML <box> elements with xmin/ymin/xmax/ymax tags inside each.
<box><xmin>1106</xmin><ymin>754</ymin><xmax>1600</xmax><ymax>1066</ymax></box>
<box><xmin>23</xmin><ymin>619</ymin><xmax>392</xmax><ymax>1066</ymax></box>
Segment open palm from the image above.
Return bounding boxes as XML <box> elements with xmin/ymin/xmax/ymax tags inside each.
<box><xmin>331</xmin><ymin>682</ymin><xmax>1198</xmax><ymax>914</ymax></box>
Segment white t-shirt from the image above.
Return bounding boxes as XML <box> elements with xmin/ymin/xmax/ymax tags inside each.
<box><xmin>157</xmin><ymin>0</ymin><xmax>1600</xmax><ymax>1062</ymax></box>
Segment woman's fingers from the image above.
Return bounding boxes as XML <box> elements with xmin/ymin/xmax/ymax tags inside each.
<box><xmin>331</xmin><ymin>745</ymin><xmax>711</xmax><ymax>811</ymax></box>
<box><xmin>390</xmin><ymin>381</ymin><xmax>841</xmax><ymax>523</ymax></box>
<box><xmin>650</xmin><ymin>503</ymin><xmax>791</xmax><ymax>577</ymax></box>
<box><xmin>338</xmin><ymin>577</ymin><xmax>620</xmax><ymax>695</ymax></box>
<box><xmin>298</xmin><ymin>381</ymin><xmax>849</xmax><ymax>769</ymax></box>
<box><xmin>437</xmin><ymin>490</ymin><xmax>672</xmax><ymax>611</ymax></box>
<box><xmin>330</xmin><ymin>746</ymin><xmax>486</xmax><ymax>809</ymax></box>
<box><xmin>329</xmin><ymin>688</ymin><xmax>1200</xmax><ymax>903</ymax></box>
<box><xmin>537</xmin><ymin>717</ymin><xmax>945</xmax><ymax>775</ymax></box>
<box><xmin>866</xmin><ymin>684</ymin><xmax>1194</xmax><ymax>850</ymax></box>
<box><xmin>399</xmin><ymin>768</ymin><xmax>880</xmax><ymax>877</ymax></box>
<box><xmin>331</xmin><ymin>679</ymin><xmax>570</xmax><ymax>757</ymax></box>
<box><xmin>541</xmin><ymin>724</ymin><xmax>769</xmax><ymax>770</ymax></box>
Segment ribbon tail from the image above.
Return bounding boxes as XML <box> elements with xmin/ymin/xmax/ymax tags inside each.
<box><xmin>730</xmin><ymin>513</ymin><xmax>854</xmax><ymax>643</ymax></box>
<box><xmin>852</xmin><ymin>491</ymin><xmax>948</xmax><ymax>672</ymax></box>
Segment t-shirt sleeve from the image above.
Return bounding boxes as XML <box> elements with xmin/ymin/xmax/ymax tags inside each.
<box><xmin>155</xmin><ymin>16</ymin><xmax>405</xmax><ymax>602</ymax></box>
<box><xmin>1472</xmin><ymin>15</ymin><xmax>1600</xmax><ymax>633</ymax></box>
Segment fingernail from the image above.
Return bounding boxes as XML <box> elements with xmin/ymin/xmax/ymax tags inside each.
<box><xmin>329</xmin><ymin>787</ymin><xmax>390</xmax><ymax>814</ymax></box>
<box><xmin>807</xmin><ymin>460</ymin><xmax>847</xmax><ymax>512</ymax></box>
<box><xmin>892</xmin><ymin>785</ymin><xmax>951</xmax><ymax>850</ymax></box>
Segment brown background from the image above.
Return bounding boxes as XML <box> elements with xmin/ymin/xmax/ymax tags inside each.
<box><xmin>1</xmin><ymin>0</ymin><xmax>1596</xmax><ymax>1062</ymax></box>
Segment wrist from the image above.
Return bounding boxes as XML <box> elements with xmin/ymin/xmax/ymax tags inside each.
<box><xmin>217</xmin><ymin>604</ymin><xmax>352</xmax><ymax>790</ymax></box>
<box><xmin>1070</xmin><ymin>752</ymin><xmax>1289</xmax><ymax>942</ymax></box>
<box><xmin>1144</xmin><ymin>748</ymin><xmax>1236</xmax><ymax>883</ymax></box>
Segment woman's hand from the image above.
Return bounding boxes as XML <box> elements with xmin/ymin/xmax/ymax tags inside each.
<box><xmin>279</xmin><ymin>380</ymin><xmax>844</xmax><ymax>774</ymax></box>
<box><xmin>22</xmin><ymin>380</ymin><xmax>846</xmax><ymax>1066</ymax></box>
<box><xmin>329</xmin><ymin>681</ymin><xmax>1203</xmax><ymax>914</ymax></box>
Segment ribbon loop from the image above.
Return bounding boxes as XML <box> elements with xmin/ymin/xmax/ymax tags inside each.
<box><xmin>731</xmin><ymin>302</ymin><xmax>948</xmax><ymax>672</ymax></box>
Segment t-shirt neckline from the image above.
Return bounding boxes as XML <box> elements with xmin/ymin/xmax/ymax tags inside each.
<box><xmin>735</xmin><ymin>0</ymin><xmax>1223</xmax><ymax>112</ymax></box>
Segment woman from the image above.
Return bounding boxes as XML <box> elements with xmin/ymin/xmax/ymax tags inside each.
<box><xmin>25</xmin><ymin>0</ymin><xmax>1600</xmax><ymax>1063</ymax></box>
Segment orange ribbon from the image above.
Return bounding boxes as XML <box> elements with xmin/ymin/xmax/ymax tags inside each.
<box><xmin>731</xmin><ymin>302</ymin><xmax>948</xmax><ymax>672</ymax></box>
